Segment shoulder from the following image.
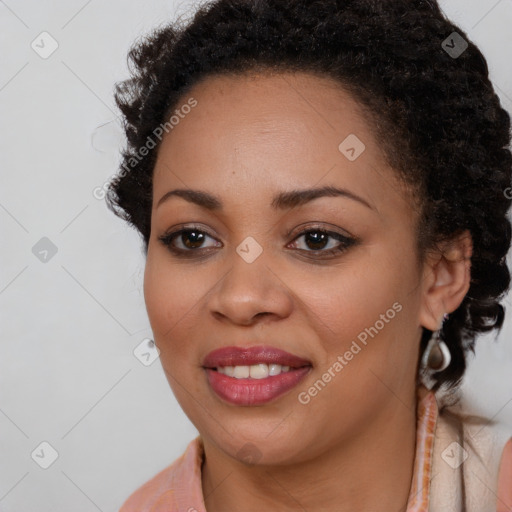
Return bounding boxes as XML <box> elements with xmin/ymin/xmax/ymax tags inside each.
<box><xmin>435</xmin><ymin>394</ymin><xmax>512</xmax><ymax>510</ymax></box>
<box><xmin>118</xmin><ymin>436</ymin><xmax>204</xmax><ymax>512</ymax></box>
<box><xmin>118</xmin><ymin>462</ymin><xmax>177</xmax><ymax>512</ymax></box>
<box><xmin>497</xmin><ymin>437</ymin><xmax>512</xmax><ymax>512</ymax></box>
<box><xmin>434</xmin><ymin>389</ymin><xmax>511</xmax><ymax>464</ymax></box>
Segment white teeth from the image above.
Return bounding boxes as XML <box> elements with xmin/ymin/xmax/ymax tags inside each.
<box><xmin>249</xmin><ymin>364</ymin><xmax>269</xmax><ymax>379</ymax></box>
<box><xmin>217</xmin><ymin>364</ymin><xmax>292</xmax><ymax>378</ymax></box>
<box><xmin>222</xmin><ymin>366</ymin><xmax>235</xmax><ymax>377</ymax></box>
<box><xmin>268</xmin><ymin>363</ymin><xmax>281</xmax><ymax>376</ymax></box>
<box><xmin>233</xmin><ymin>365</ymin><xmax>250</xmax><ymax>378</ymax></box>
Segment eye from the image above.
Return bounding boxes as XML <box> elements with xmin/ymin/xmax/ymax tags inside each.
<box><xmin>158</xmin><ymin>225</ymin><xmax>221</xmax><ymax>256</ymax></box>
<box><xmin>287</xmin><ymin>226</ymin><xmax>356</xmax><ymax>257</ymax></box>
<box><xmin>158</xmin><ymin>223</ymin><xmax>357</xmax><ymax>259</ymax></box>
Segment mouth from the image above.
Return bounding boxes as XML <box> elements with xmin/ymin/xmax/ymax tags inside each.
<box><xmin>211</xmin><ymin>362</ymin><xmax>306</xmax><ymax>378</ymax></box>
<box><xmin>202</xmin><ymin>344</ymin><xmax>312</xmax><ymax>369</ymax></box>
<box><xmin>202</xmin><ymin>345</ymin><xmax>312</xmax><ymax>406</ymax></box>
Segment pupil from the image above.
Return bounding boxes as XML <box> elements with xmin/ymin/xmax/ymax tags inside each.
<box><xmin>306</xmin><ymin>231</ymin><xmax>327</xmax><ymax>250</ymax></box>
<box><xmin>183</xmin><ymin>231</ymin><xmax>204</xmax><ymax>248</ymax></box>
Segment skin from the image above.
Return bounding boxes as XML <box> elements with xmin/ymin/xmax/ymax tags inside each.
<box><xmin>144</xmin><ymin>71</ymin><xmax>473</xmax><ymax>512</ymax></box>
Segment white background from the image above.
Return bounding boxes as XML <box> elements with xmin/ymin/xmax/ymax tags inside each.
<box><xmin>1</xmin><ymin>1</ymin><xmax>511</xmax><ymax>511</ymax></box>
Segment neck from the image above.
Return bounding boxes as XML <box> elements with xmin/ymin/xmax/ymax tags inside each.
<box><xmin>201</xmin><ymin>389</ymin><xmax>420</xmax><ymax>512</ymax></box>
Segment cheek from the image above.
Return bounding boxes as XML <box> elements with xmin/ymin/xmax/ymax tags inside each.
<box><xmin>300</xmin><ymin>252</ymin><xmax>418</xmax><ymax>376</ymax></box>
<box><xmin>143</xmin><ymin>257</ymin><xmax>170</xmax><ymax>335</ymax></box>
<box><xmin>298</xmin><ymin>260</ymin><xmax>402</xmax><ymax>334</ymax></box>
<box><xmin>143</xmin><ymin>255</ymin><xmax>207</xmax><ymax>401</ymax></box>
<box><xmin>143</xmin><ymin>253</ymin><xmax>199</xmax><ymax>347</ymax></box>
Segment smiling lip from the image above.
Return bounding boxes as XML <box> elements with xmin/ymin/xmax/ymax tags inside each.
<box><xmin>202</xmin><ymin>345</ymin><xmax>312</xmax><ymax>369</ymax></box>
<box><xmin>202</xmin><ymin>345</ymin><xmax>312</xmax><ymax>406</ymax></box>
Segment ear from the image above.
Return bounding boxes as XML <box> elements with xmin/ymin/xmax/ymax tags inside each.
<box><xmin>419</xmin><ymin>229</ymin><xmax>473</xmax><ymax>331</ymax></box>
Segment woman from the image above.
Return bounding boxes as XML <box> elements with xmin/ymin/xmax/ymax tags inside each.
<box><xmin>107</xmin><ymin>0</ymin><xmax>512</xmax><ymax>510</ymax></box>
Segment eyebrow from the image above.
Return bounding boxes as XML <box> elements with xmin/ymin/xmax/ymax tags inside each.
<box><xmin>156</xmin><ymin>185</ymin><xmax>375</xmax><ymax>211</ymax></box>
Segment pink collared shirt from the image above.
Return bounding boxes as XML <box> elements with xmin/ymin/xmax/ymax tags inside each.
<box><xmin>119</xmin><ymin>390</ymin><xmax>512</xmax><ymax>512</ymax></box>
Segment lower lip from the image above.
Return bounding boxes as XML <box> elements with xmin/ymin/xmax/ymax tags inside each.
<box><xmin>204</xmin><ymin>367</ymin><xmax>312</xmax><ymax>406</ymax></box>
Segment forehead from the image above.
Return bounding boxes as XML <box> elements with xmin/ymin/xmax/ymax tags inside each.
<box><xmin>152</xmin><ymin>71</ymin><xmax>414</xmax><ymax>218</ymax></box>
<box><xmin>161</xmin><ymin>70</ymin><xmax>374</xmax><ymax>151</ymax></box>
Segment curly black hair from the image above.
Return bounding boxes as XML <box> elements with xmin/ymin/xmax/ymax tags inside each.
<box><xmin>106</xmin><ymin>0</ymin><xmax>512</xmax><ymax>392</ymax></box>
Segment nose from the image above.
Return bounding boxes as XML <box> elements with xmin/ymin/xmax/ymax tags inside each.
<box><xmin>208</xmin><ymin>247</ymin><xmax>293</xmax><ymax>326</ymax></box>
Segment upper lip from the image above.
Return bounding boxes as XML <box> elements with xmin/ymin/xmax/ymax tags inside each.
<box><xmin>202</xmin><ymin>345</ymin><xmax>312</xmax><ymax>369</ymax></box>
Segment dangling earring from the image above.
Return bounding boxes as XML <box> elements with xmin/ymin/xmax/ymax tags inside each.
<box><xmin>420</xmin><ymin>313</ymin><xmax>451</xmax><ymax>390</ymax></box>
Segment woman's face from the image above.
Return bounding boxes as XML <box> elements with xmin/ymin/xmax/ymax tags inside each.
<box><xmin>144</xmin><ymin>71</ymin><xmax>428</xmax><ymax>464</ymax></box>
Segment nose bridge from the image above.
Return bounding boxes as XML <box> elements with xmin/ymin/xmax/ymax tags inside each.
<box><xmin>209</xmin><ymin>235</ymin><xmax>291</xmax><ymax>323</ymax></box>
<box><xmin>222</xmin><ymin>236</ymin><xmax>271</xmax><ymax>302</ymax></box>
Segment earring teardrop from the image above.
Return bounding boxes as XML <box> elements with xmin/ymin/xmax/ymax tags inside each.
<box><xmin>419</xmin><ymin>314</ymin><xmax>451</xmax><ymax>390</ymax></box>
<box><xmin>427</xmin><ymin>338</ymin><xmax>451</xmax><ymax>371</ymax></box>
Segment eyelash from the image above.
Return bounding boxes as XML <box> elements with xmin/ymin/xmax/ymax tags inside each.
<box><xmin>158</xmin><ymin>224</ymin><xmax>358</xmax><ymax>260</ymax></box>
